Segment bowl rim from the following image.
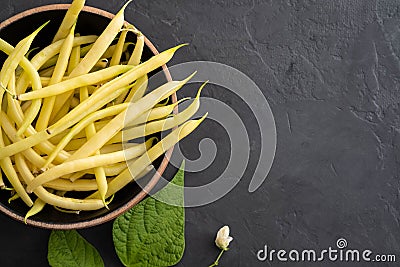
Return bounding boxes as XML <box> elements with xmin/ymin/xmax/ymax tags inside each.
<box><xmin>0</xmin><ymin>4</ymin><xmax>176</xmax><ymax>229</ymax></box>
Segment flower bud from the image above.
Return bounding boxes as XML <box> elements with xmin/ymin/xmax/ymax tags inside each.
<box><xmin>215</xmin><ymin>225</ymin><xmax>233</xmax><ymax>250</ymax></box>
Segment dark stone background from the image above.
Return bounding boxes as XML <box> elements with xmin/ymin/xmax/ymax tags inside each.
<box><xmin>0</xmin><ymin>0</ymin><xmax>399</xmax><ymax>266</ymax></box>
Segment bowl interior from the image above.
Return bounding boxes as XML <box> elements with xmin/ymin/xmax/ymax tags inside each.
<box><xmin>0</xmin><ymin>6</ymin><xmax>169</xmax><ymax>228</ymax></box>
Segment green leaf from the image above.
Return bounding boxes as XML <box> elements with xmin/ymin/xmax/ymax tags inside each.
<box><xmin>113</xmin><ymin>161</ymin><xmax>186</xmax><ymax>267</ymax></box>
<box><xmin>48</xmin><ymin>230</ymin><xmax>104</xmax><ymax>267</ymax></box>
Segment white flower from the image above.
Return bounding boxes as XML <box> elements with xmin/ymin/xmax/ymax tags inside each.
<box><xmin>215</xmin><ymin>225</ymin><xmax>233</xmax><ymax>250</ymax></box>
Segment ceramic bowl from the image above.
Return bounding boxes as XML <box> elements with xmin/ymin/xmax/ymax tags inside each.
<box><xmin>0</xmin><ymin>4</ymin><xmax>175</xmax><ymax>229</ymax></box>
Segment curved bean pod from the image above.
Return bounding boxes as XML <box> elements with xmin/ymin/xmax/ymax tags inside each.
<box><xmin>52</xmin><ymin>0</ymin><xmax>85</xmax><ymax>42</ymax></box>
<box><xmin>24</xmin><ymin>198</ymin><xmax>46</xmax><ymax>224</ymax></box>
<box><xmin>15</xmin><ymin>153</ymin><xmax>104</xmax><ymax>210</ymax></box>
<box><xmin>128</xmin><ymin>33</ymin><xmax>144</xmax><ymax>66</ymax></box>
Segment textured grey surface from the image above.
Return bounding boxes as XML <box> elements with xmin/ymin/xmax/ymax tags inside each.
<box><xmin>0</xmin><ymin>0</ymin><xmax>399</xmax><ymax>266</ymax></box>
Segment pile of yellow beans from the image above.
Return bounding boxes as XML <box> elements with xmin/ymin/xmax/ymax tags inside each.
<box><xmin>0</xmin><ymin>0</ymin><xmax>205</xmax><ymax>221</ymax></box>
